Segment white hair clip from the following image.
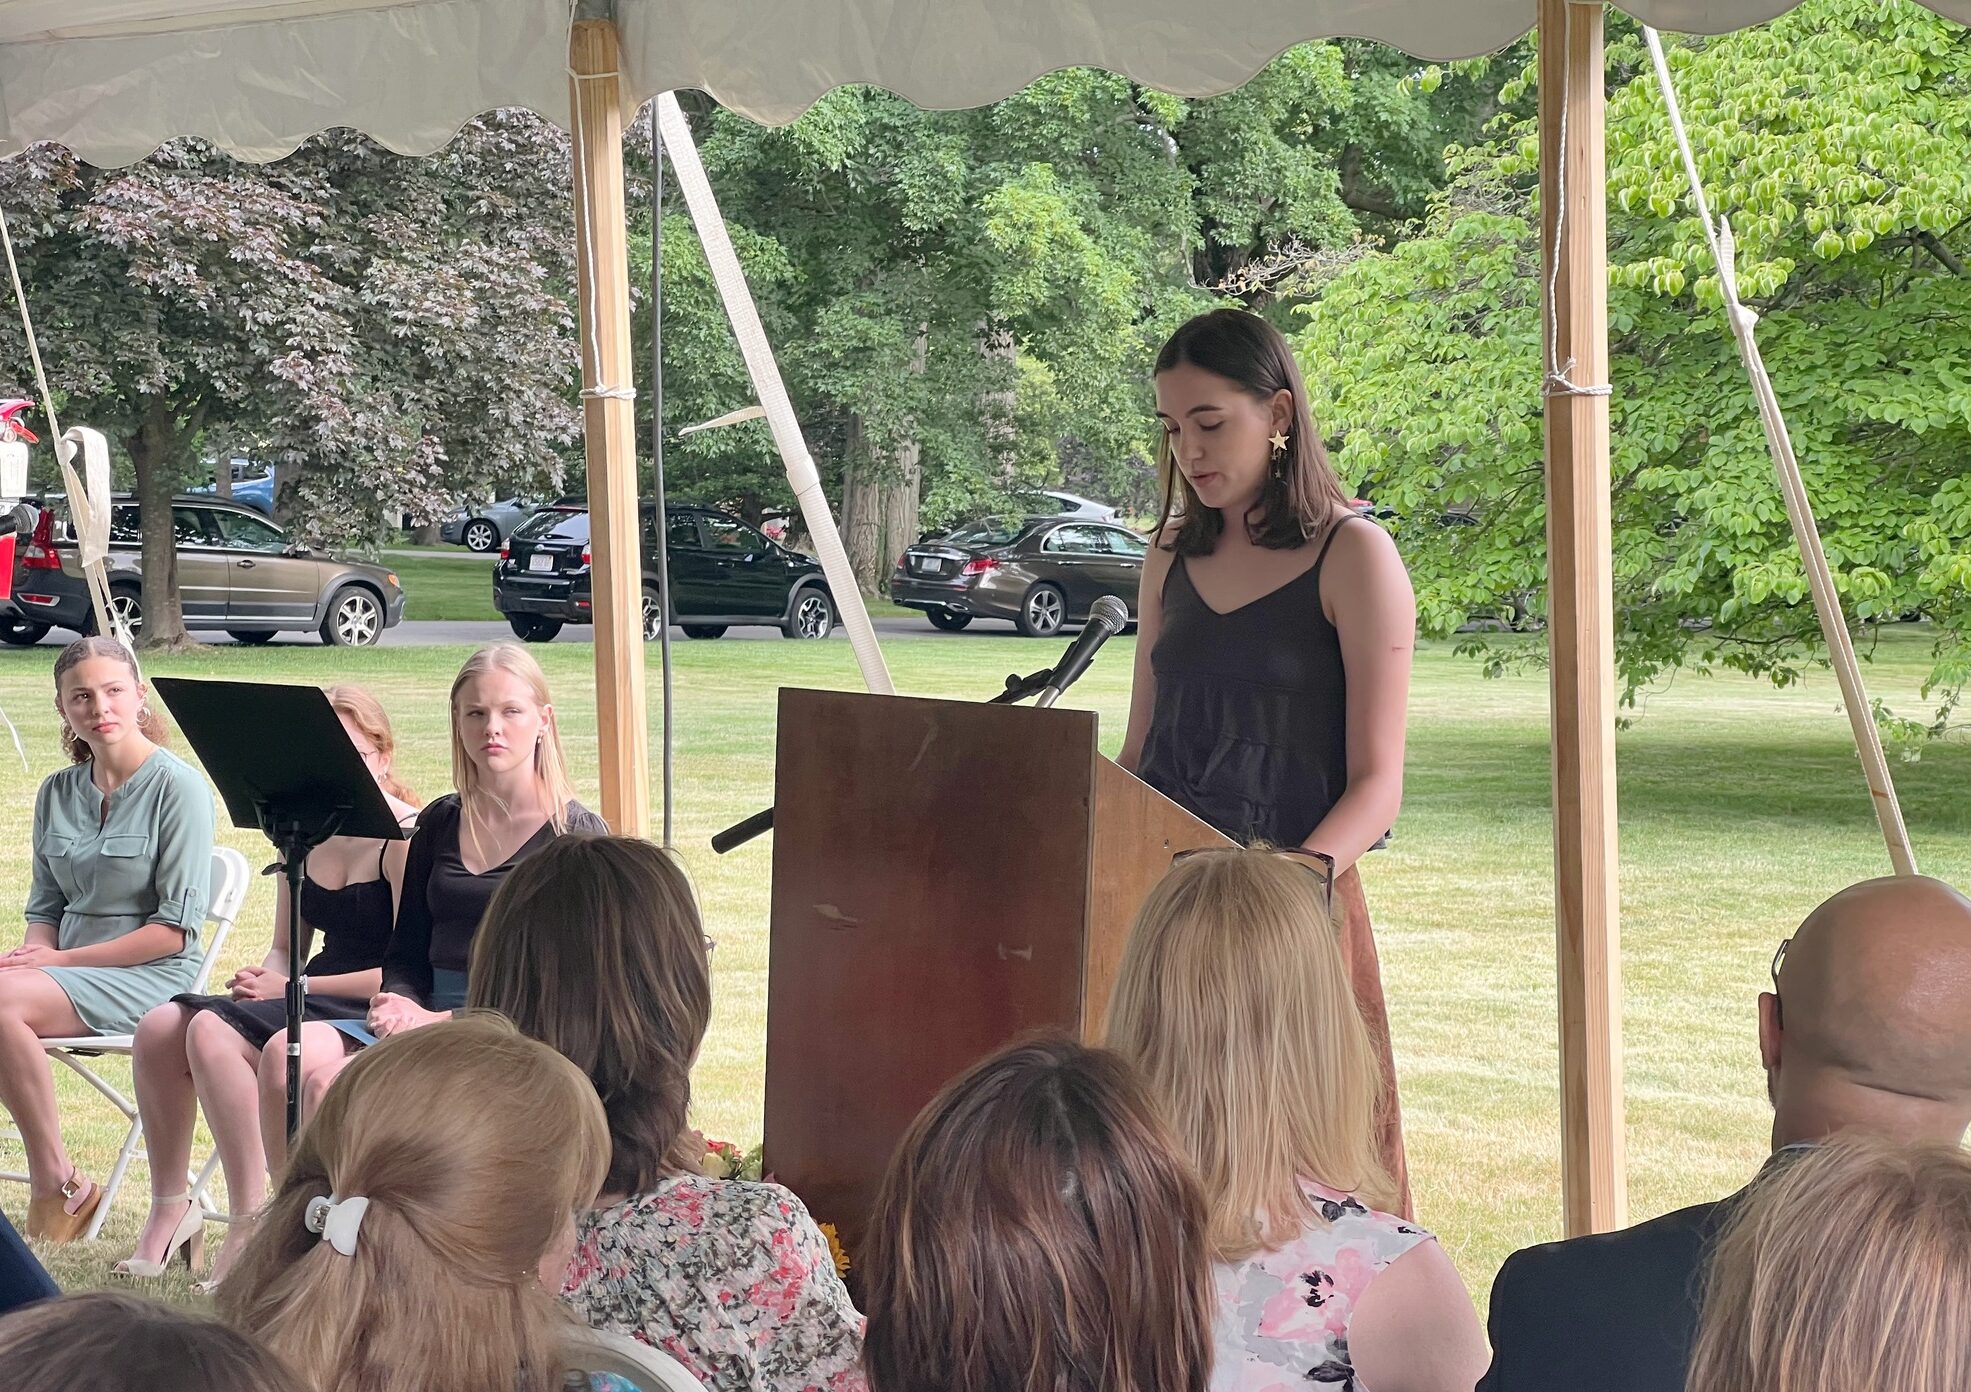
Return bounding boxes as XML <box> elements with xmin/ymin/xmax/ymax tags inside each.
<box><xmin>303</xmin><ymin>1193</ymin><xmax>372</xmax><ymax>1257</ymax></box>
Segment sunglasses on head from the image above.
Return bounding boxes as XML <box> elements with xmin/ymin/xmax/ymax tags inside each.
<box><xmin>1171</xmin><ymin>844</ymin><xmax>1337</xmax><ymax>916</ymax></box>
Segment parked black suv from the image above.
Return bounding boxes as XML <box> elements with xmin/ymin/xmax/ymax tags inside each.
<box><xmin>494</xmin><ymin>503</ymin><xmax>835</xmax><ymax>642</ymax></box>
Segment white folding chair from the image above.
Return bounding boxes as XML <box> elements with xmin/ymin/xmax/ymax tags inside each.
<box><xmin>0</xmin><ymin>846</ymin><xmax>251</xmax><ymax>1240</ymax></box>
<box><xmin>564</xmin><ymin>1328</ymin><xmax>710</xmax><ymax>1392</ymax></box>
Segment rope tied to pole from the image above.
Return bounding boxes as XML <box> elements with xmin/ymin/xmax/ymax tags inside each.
<box><xmin>1640</xmin><ymin>25</ymin><xmax>1917</xmax><ymax>877</ymax></box>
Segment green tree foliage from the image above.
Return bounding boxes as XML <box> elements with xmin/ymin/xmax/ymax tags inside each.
<box><xmin>1295</xmin><ymin>0</ymin><xmax>1971</xmax><ymax>736</ymax></box>
<box><xmin>639</xmin><ymin>49</ymin><xmax>1500</xmax><ymax>584</ymax></box>
<box><xmin>0</xmin><ymin>113</ymin><xmax>581</xmax><ymax>645</ymax></box>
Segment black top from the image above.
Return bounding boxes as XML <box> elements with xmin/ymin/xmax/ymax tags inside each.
<box><xmin>380</xmin><ymin>794</ymin><xmax>606</xmax><ymax>1005</ymax></box>
<box><xmin>1478</xmin><ymin>1192</ymin><xmax>1742</xmax><ymax>1392</ymax></box>
<box><xmin>1138</xmin><ymin>519</ymin><xmax>1358</xmax><ymax>847</ymax></box>
<box><xmin>295</xmin><ymin>843</ymin><xmax>395</xmax><ymax>978</ymax></box>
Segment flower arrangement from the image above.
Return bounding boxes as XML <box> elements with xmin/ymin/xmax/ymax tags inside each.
<box><xmin>695</xmin><ymin>1132</ymin><xmax>851</xmax><ymax>1274</ymax></box>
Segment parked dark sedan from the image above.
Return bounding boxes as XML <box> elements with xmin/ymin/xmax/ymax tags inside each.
<box><xmin>8</xmin><ymin>495</ymin><xmax>405</xmax><ymax>646</ymax></box>
<box><xmin>494</xmin><ymin>502</ymin><xmax>836</xmax><ymax>642</ymax></box>
<box><xmin>892</xmin><ymin>517</ymin><xmax>1148</xmax><ymax>635</ymax></box>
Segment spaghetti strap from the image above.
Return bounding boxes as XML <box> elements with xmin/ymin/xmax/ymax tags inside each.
<box><xmin>1311</xmin><ymin>513</ymin><xmax>1362</xmax><ymax>572</ymax></box>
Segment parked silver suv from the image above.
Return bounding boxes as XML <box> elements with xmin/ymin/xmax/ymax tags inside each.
<box><xmin>10</xmin><ymin>494</ymin><xmax>406</xmax><ymax>646</ymax></box>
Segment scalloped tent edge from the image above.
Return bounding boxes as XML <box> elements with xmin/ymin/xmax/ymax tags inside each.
<box><xmin>1</xmin><ymin>0</ymin><xmax>1968</xmax><ymax>166</ymax></box>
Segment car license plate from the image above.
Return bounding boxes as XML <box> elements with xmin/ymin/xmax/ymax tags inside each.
<box><xmin>916</xmin><ymin>558</ymin><xmax>944</xmax><ymax>576</ymax></box>
<box><xmin>528</xmin><ymin>552</ymin><xmax>554</xmax><ymax>573</ymax></box>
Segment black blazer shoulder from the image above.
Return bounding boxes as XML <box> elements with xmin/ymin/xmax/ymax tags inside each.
<box><xmin>1478</xmin><ymin>1191</ymin><xmax>1743</xmax><ymax>1392</ymax></box>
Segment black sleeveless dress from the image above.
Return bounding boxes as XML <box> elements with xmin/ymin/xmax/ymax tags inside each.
<box><xmin>171</xmin><ymin>846</ymin><xmax>394</xmax><ymax>1049</ymax></box>
<box><xmin>1137</xmin><ymin>516</ymin><xmax>1413</xmax><ymax>1215</ymax></box>
<box><xmin>1138</xmin><ymin>521</ymin><xmax>1356</xmax><ymax>846</ymax></box>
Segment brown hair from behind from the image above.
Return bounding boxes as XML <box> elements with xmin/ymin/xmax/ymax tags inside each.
<box><xmin>468</xmin><ymin>833</ymin><xmax>712</xmax><ymax>1195</ymax></box>
<box><xmin>860</xmin><ymin>1033</ymin><xmax>1214</xmax><ymax>1392</ymax></box>
<box><xmin>1686</xmin><ymin>1134</ymin><xmax>1971</xmax><ymax>1392</ymax></box>
<box><xmin>1106</xmin><ymin>848</ymin><xmax>1392</xmax><ymax>1260</ymax></box>
<box><xmin>1152</xmin><ymin>307</ymin><xmax>1349</xmax><ymax>557</ymax></box>
<box><xmin>219</xmin><ymin>1015</ymin><xmax>610</xmax><ymax>1392</ymax></box>
<box><xmin>0</xmin><ymin>1291</ymin><xmax>309</xmax><ymax>1392</ymax></box>
<box><xmin>325</xmin><ymin>684</ymin><xmax>418</xmax><ymax>806</ymax></box>
<box><xmin>53</xmin><ymin>635</ymin><xmax>171</xmax><ymax>762</ymax></box>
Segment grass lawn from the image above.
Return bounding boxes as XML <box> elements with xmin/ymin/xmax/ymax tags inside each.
<box><xmin>388</xmin><ymin>553</ymin><xmax>500</xmax><ymax>621</ymax></box>
<box><xmin>2</xmin><ymin>629</ymin><xmax>1967</xmax><ymax>1305</ymax></box>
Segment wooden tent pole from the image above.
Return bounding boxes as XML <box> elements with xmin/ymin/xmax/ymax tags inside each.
<box><xmin>569</xmin><ymin>18</ymin><xmax>650</xmax><ymax>837</ymax></box>
<box><xmin>1539</xmin><ymin>0</ymin><xmax>1626</xmax><ymax>1237</ymax></box>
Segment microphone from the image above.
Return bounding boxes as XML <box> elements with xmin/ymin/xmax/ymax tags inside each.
<box><xmin>1035</xmin><ymin>595</ymin><xmax>1132</xmax><ymax>708</ymax></box>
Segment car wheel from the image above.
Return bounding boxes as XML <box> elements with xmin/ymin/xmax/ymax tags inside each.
<box><xmin>1017</xmin><ymin>583</ymin><xmax>1066</xmax><ymax>638</ymax></box>
<box><xmin>640</xmin><ymin>588</ymin><xmax>665</xmax><ymax>642</ymax></box>
<box><xmin>462</xmin><ymin>519</ymin><xmax>500</xmax><ymax>553</ymax></box>
<box><xmin>321</xmin><ymin>588</ymin><xmax>383</xmax><ymax>647</ymax></box>
<box><xmin>784</xmin><ymin>588</ymin><xmax>835</xmax><ymax>640</ymax></box>
<box><xmin>92</xmin><ymin>586</ymin><xmax>144</xmax><ymax>639</ymax></box>
<box><xmin>0</xmin><ymin>616</ymin><xmax>50</xmax><ymax>646</ymax></box>
<box><xmin>227</xmin><ymin>630</ymin><xmax>276</xmax><ymax>646</ymax></box>
<box><xmin>682</xmin><ymin>624</ymin><xmax>728</xmax><ymax>640</ymax></box>
<box><xmin>927</xmin><ymin>609</ymin><xmax>972</xmax><ymax>632</ymax></box>
<box><xmin>506</xmin><ymin>614</ymin><xmax>563</xmax><ymax>642</ymax></box>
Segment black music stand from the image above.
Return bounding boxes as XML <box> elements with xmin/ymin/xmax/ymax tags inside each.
<box><xmin>153</xmin><ymin>679</ymin><xmax>403</xmax><ymax>1140</ymax></box>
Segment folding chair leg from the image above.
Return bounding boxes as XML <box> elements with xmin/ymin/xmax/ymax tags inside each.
<box><xmin>88</xmin><ymin>1112</ymin><xmax>145</xmax><ymax>1242</ymax></box>
<box><xmin>189</xmin><ymin>1152</ymin><xmax>226</xmax><ymax>1221</ymax></box>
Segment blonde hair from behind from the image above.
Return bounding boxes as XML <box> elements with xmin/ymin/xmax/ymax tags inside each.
<box><xmin>448</xmin><ymin>644</ymin><xmax>578</xmax><ymax>832</ymax></box>
<box><xmin>1686</xmin><ymin>1134</ymin><xmax>1971</xmax><ymax>1392</ymax></box>
<box><xmin>1105</xmin><ymin>848</ymin><xmax>1391</xmax><ymax>1260</ymax></box>
<box><xmin>220</xmin><ymin>1015</ymin><xmax>610</xmax><ymax>1392</ymax></box>
<box><xmin>325</xmin><ymin>684</ymin><xmax>418</xmax><ymax>807</ymax></box>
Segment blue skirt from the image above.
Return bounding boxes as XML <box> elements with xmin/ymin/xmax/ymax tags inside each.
<box><xmin>327</xmin><ymin>968</ymin><xmax>468</xmax><ymax>1048</ymax></box>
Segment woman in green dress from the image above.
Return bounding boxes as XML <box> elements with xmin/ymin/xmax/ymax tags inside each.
<box><xmin>2</xmin><ymin>637</ymin><xmax>215</xmax><ymax>1243</ymax></box>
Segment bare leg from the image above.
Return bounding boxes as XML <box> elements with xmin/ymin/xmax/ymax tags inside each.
<box><xmin>185</xmin><ymin>1011</ymin><xmax>271</xmax><ymax>1279</ymax></box>
<box><xmin>128</xmin><ymin>1002</ymin><xmax>201</xmax><ymax>1264</ymax></box>
<box><xmin>0</xmin><ymin>970</ymin><xmax>89</xmax><ymax>1198</ymax></box>
<box><xmin>257</xmin><ymin>1025</ymin><xmax>354</xmax><ymax>1175</ymax></box>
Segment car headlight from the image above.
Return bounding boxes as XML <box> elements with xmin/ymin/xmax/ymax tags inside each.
<box><xmin>385</xmin><ymin>573</ymin><xmax>400</xmax><ymax>588</ymax></box>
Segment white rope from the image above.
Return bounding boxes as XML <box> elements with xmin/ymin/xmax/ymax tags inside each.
<box><xmin>580</xmin><ymin>385</ymin><xmax>637</xmax><ymax>400</ymax></box>
<box><xmin>1544</xmin><ymin>3</ymin><xmax>1614</xmax><ymax>402</ymax></box>
<box><xmin>655</xmin><ymin>93</ymin><xmax>893</xmax><ymax>695</ymax></box>
<box><xmin>1642</xmin><ymin>26</ymin><xmax>1916</xmax><ymax>877</ymax></box>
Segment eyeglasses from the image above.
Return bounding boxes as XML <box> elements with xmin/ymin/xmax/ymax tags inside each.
<box><xmin>1171</xmin><ymin>844</ymin><xmax>1336</xmax><ymax>917</ymax></box>
<box><xmin>1769</xmin><ymin>935</ymin><xmax>1790</xmax><ymax>1025</ymax></box>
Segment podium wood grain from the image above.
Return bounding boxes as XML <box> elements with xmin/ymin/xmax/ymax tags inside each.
<box><xmin>763</xmin><ymin>689</ymin><xmax>1226</xmax><ymax>1251</ymax></box>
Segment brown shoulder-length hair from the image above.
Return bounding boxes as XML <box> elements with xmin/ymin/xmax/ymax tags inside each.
<box><xmin>1153</xmin><ymin>307</ymin><xmax>1348</xmax><ymax>557</ymax></box>
<box><xmin>53</xmin><ymin>636</ymin><xmax>172</xmax><ymax>763</ymax></box>
<box><xmin>219</xmin><ymin>1016</ymin><xmax>609</xmax><ymax>1392</ymax></box>
<box><xmin>0</xmin><ymin>1292</ymin><xmax>310</xmax><ymax>1392</ymax></box>
<box><xmin>1686</xmin><ymin>1134</ymin><xmax>1971</xmax><ymax>1392</ymax></box>
<box><xmin>468</xmin><ymin>833</ymin><xmax>712</xmax><ymax>1195</ymax></box>
<box><xmin>861</xmin><ymin>1033</ymin><xmax>1214</xmax><ymax>1392</ymax></box>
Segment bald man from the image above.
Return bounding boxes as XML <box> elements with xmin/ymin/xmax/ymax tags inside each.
<box><xmin>1477</xmin><ymin>876</ymin><xmax>1971</xmax><ymax>1392</ymax></box>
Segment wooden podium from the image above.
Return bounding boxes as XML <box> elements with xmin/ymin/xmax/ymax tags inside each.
<box><xmin>762</xmin><ymin>688</ymin><xmax>1228</xmax><ymax>1249</ymax></box>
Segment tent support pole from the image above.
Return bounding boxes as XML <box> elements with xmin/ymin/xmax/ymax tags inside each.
<box><xmin>569</xmin><ymin>18</ymin><xmax>651</xmax><ymax>836</ymax></box>
<box><xmin>1539</xmin><ymin>0</ymin><xmax>1626</xmax><ymax>1237</ymax></box>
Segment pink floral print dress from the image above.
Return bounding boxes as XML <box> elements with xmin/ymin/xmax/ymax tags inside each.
<box><xmin>1212</xmin><ymin>1178</ymin><xmax>1432</xmax><ymax>1392</ymax></box>
<box><xmin>563</xmin><ymin>1175</ymin><xmax>867</xmax><ymax>1392</ymax></box>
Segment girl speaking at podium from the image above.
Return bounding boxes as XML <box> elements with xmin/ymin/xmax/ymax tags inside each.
<box><xmin>1120</xmin><ymin>308</ymin><xmax>1416</xmax><ymax>1213</ymax></box>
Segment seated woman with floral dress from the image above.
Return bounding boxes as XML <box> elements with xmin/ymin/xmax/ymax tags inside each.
<box><xmin>469</xmin><ymin>834</ymin><xmax>867</xmax><ymax>1392</ymax></box>
<box><xmin>122</xmin><ymin>685</ymin><xmax>418</xmax><ymax>1285</ymax></box>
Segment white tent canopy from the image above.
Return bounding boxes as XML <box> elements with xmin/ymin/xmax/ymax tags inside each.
<box><xmin>4</xmin><ymin>0</ymin><xmax>1969</xmax><ymax>164</ymax></box>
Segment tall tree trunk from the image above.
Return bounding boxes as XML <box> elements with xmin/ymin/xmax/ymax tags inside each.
<box><xmin>840</xmin><ymin>413</ymin><xmax>885</xmax><ymax>593</ymax></box>
<box><xmin>131</xmin><ymin>397</ymin><xmax>191</xmax><ymax>649</ymax></box>
<box><xmin>878</xmin><ymin>325</ymin><xmax>930</xmax><ymax>585</ymax></box>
